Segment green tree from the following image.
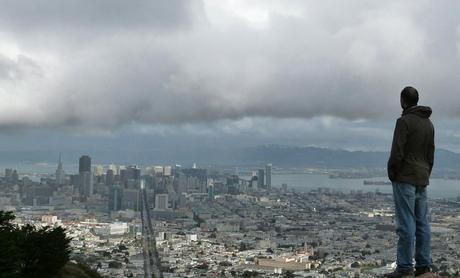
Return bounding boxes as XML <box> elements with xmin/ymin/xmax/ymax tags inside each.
<box><xmin>0</xmin><ymin>211</ymin><xmax>21</xmax><ymax>277</ymax></box>
<box><xmin>0</xmin><ymin>211</ymin><xmax>71</xmax><ymax>278</ymax></box>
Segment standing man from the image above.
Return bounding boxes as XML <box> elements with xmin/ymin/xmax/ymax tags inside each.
<box><xmin>385</xmin><ymin>86</ymin><xmax>435</xmax><ymax>277</ymax></box>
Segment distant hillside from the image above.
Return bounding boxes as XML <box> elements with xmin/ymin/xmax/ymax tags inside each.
<box><xmin>237</xmin><ymin>145</ymin><xmax>460</xmax><ymax>169</ymax></box>
<box><xmin>237</xmin><ymin>145</ymin><xmax>386</xmax><ymax>168</ymax></box>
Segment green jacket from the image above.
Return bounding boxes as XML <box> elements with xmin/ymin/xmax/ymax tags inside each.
<box><xmin>387</xmin><ymin>106</ymin><xmax>435</xmax><ymax>186</ymax></box>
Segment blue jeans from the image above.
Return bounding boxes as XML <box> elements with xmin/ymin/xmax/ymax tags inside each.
<box><xmin>392</xmin><ymin>182</ymin><xmax>432</xmax><ymax>271</ymax></box>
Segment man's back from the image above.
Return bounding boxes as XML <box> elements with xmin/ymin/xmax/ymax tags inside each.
<box><xmin>388</xmin><ymin>105</ymin><xmax>435</xmax><ymax>186</ymax></box>
<box><xmin>385</xmin><ymin>87</ymin><xmax>435</xmax><ymax>278</ymax></box>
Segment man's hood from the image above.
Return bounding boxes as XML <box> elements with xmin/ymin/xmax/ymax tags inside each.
<box><xmin>402</xmin><ymin>105</ymin><xmax>432</xmax><ymax>118</ymax></box>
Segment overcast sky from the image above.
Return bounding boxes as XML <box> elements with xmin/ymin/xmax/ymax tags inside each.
<box><xmin>1</xmin><ymin>0</ymin><xmax>460</xmax><ymax>155</ymax></box>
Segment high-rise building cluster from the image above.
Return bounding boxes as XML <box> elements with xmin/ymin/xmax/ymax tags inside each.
<box><xmin>246</xmin><ymin>163</ymin><xmax>272</xmax><ymax>191</ymax></box>
<box><xmin>0</xmin><ymin>155</ymin><xmax>274</xmax><ymax>218</ymax></box>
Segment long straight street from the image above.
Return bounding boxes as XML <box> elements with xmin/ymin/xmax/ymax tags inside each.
<box><xmin>140</xmin><ymin>181</ymin><xmax>163</xmax><ymax>278</ymax></box>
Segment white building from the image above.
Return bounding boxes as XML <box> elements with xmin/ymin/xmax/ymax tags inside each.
<box><xmin>109</xmin><ymin>222</ymin><xmax>129</xmax><ymax>235</ymax></box>
<box><xmin>163</xmin><ymin>166</ymin><xmax>172</xmax><ymax>176</ymax></box>
<box><xmin>153</xmin><ymin>166</ymin><xmax>164</xmax><ymax>176</ymax></box>
<box><xmin>42</xmin><ymin>215</ymin><xmax>58</xmax><ymax>224</ymax></box>
<box><xmin>94</xmin><ymin>164</ymin><xmax>104</xmax><ymax>176</ymax></box>
<box><xmin>186</xmin><ymin>234</ymin><xmax>198</xmax><ymax>241</ymax></box>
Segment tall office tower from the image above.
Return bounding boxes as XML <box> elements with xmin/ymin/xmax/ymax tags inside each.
<box><xmin>176</xmin><ymin>173</ymin><xmax>187</xmax><ymax>194</ymax></box>
<box><xmin>126</xmin><ymin>165</ymin><xmax>141</xmax><ymax>180</ymax></box>
<box><xmin>226</xmin><ymin>175</ymin><xmax>239</xmax><ymax>195</ymax></box>
<box><xmin>173</xmin><ymin>164</ymin><xmax>182</xmax><ymax>178</ymax></box>
<box><xmin>258</xmin><ymin>169</ymin><xmax>265</xmax><ymax>188</ymax></box>
<box><xmin>119</xmin><ymin>169</ymin><xmax>128</xmax><ymax>185</ymax></box>
<box><xmin>108</xmin><ymin>185</ymin><xmax>122</xmax><ymax>211</ymax></box>
<box><xmin>11</xmin><ymin>170</ymin><xmax>19</xmax><ymax>184</ymax></box>
<box><xmin>55</xmin><ymin>153</ymin><xmax>65</xmax><ymax>185</ymax></box>
<box><xmin>265</xmin><ymin>163</ymin><xmax>272</xmax><ymax>190</ymax></box>
<box><xmin>250</xmin><ymin>175</ymin><xmax>258</xmax><ymax>189</ymax></box>
<box><xmin>80</xmin><ymin>172</ymin><xmax>93</xmax><ymax>197</ymax></box>
<box><xmin>79</xmin><ymin>155</ymin><xmax>91</xmax><ymax>172</ymax></box>
<box><xmin>154</xmin><ymin>193</ymin><xmax>169</xmax><ymax>210</ymax></box>
<box><xmin>106</xmin><ymin>169</ymin><xmax>115</xmax><ymax>186</ymax></box>
<box><xmin>70</xmin><ymin>174</ymin><xmax>80</xmax><ymax>193</ymax></box>
<box><xmin>226</xmin><ymin>175</ymin><xmax>239</xmax><ymax>186</ymax></box>
<box><xmin>79</xmin><ymin>155</ymin><xmax>93</xmax><ymax>198</ymax></box>
<box><xmin>122</xmin><ymin>188</ymin><xmax>141</xmax><ymax>211</ymax></box>
<box><xmin>5</xmin><ymin>168</ymin><xmax>12</xmax><ymax>182</ymax></box>
<box><xmin>133</xmin><ymin>166</ymin><xmax>141</xmax><ymax>180</ymax></box>
<box><xmin>181</xmin><ymin>168</ymin><xmax>208</xmax><ymax>193</ymax></box>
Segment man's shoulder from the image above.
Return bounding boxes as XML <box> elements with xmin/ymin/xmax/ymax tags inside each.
<box><xmin>399</xmin><ymin>113</ymin><xmax>431</xmax><ymax>123</ymax></box>
<box><xmin>395</xmin><ymin>116</ymin><xmax>408</xmax><ymax>126</ymax></box>
<box><xmin>399</xmin><ymin>113</ymin><xmax>415</xmax><ymax>120</ymax></box>
<box><xmin>398</xmin><ymin>113</ymin><xmax>434</xmax><ymax>132</ymax></box>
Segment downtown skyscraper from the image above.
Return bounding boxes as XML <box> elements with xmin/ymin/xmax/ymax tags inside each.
<box><xmin>55</xmin><ymin>153</ymin><xmax>65</xmax><ymax>185</ymax></box>
<box><xmin>265</xmin><ymin>163</ymin><xmax>272</xmax><ymax>190</ymax></box>
<box><xmin>79</xmin><ymin>155</ymin><xmax>93</xmax><ymax>198</ymax></box>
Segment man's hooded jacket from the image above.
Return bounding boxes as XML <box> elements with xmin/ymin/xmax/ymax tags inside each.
<box><xmin>387</xmin><ymin>106</ymin><xmax>435</xmax><ymax>186</ymax></box>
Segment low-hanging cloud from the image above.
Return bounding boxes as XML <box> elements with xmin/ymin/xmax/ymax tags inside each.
<box><xmin>0</xmin><ymin>0</ymin><xmax>460</xmax><ymax>130</ymax></box>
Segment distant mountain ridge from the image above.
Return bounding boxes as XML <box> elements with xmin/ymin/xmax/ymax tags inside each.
<box><xmin>237</xmin><ymin>145</ymin><xmax>460</xmax><ymax>169</ymax></box>
<box><xmin>238</xmin><ymin>145</ymin><xmax>386</xmax><ymax>168</ymax></box>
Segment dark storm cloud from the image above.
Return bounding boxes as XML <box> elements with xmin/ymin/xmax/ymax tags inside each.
<box><xmin>0</xmin><ymin>0</ymin><xmax>459</xmax><ymax>130</ymax></box>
